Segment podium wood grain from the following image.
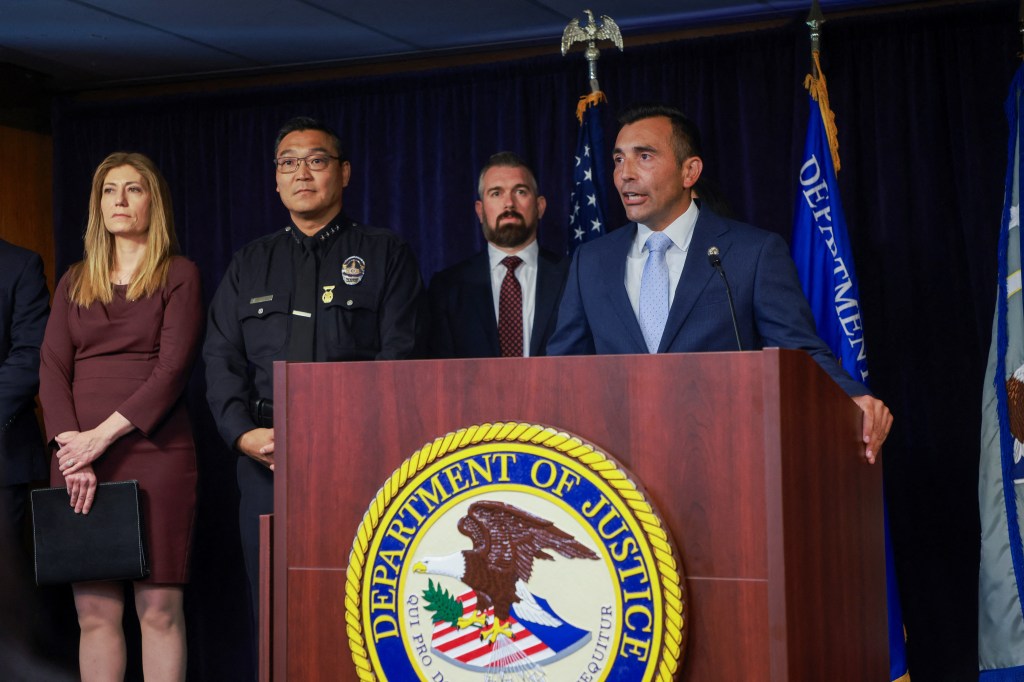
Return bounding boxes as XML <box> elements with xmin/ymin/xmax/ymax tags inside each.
<box><xmin>272</xmin><ymin>349</ymin><xmax>887</xmax><ymax>680</ymax></box>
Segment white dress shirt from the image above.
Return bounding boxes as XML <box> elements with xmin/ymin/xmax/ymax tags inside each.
<box><xmin>625</xmin><ymin>201</ymin><xmax>700</xmax><ymax>318</ymax></box>
<box><xmin>488</xmin><ymin>240</ymin><xmax>539</xmax><ymax>356</ymax></box>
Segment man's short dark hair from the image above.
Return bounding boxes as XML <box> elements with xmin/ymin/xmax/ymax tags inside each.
<box><xmin>273</xmin><ymin>116</ymin><xmax>345</xmax><ymax>161</ymax></box>
<box><xmin>618</xmin><ymin>103</ymin><xmax>703</xmax><ymax>166</ymax></box>
<box><xmin>477</xmin><ymin>151</ymin><xmax>539</xmax><ymax>198</ymax></box>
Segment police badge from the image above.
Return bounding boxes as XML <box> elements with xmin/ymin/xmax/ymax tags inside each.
<box><xmin>343</xmin><ymin>256</ymin><xmax>366</xmax><ymax>285</ymax></box>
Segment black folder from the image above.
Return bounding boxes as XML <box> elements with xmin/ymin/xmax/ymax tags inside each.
<box><xmin>31</xmin><ymin>480</ymin><xmax>149</xmax><ymax>585</ymax></box>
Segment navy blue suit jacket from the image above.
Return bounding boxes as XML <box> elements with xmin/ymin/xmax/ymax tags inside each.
<box><xmin>428</xmin><ymin>248</ymin><xmax>568</xmax><ymax>358</ymax></box>
<box><xmin>0</xmin><ymin>240</ymin><xmax>49</xmax><ymax>486</ymax></box>
<box><xmin>546</xmin><ymin>210</ymin><xmax>866</xmax><ymax>397</ymax></box>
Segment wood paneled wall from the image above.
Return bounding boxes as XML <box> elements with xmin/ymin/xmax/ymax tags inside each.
<box><xmin>0</xmin><ymin>125</ymin><xmax>55</xmax><ymax>291</ymax></box>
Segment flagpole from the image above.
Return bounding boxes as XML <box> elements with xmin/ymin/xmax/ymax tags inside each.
<box><xmin>806</xmin><ymin>0</ymin><xmax>824</xmax><ymax>78</ymax></box>
<box><xmin>794</xmin><ymin>4</ymin><xmax>909</xmax><ymax>679</ymax></box>
<box><xmin>561</xmin><ymin>11</ymin><xmax>622</xmax><ymax>254</ymax></box>
<box><xmin>803</xmin><ymin>0</ymin><xmax>841</xmax><ymax>174</ymax></box>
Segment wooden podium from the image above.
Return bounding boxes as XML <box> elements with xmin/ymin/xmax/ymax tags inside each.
<box><xmin>269</xmin><ymin>349</ymin><xmax>887</xmax><ymax>680</ymax></box>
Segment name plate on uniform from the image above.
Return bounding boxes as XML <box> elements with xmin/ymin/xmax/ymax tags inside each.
<box><xmin>345</xmin><ymin>422</ymin><xmax>686</xmax><ymax>681</ymax></box>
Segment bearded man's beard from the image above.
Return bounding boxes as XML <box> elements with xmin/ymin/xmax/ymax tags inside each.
<box><xmin>485</xmin><ymin>211</ymin><xmax>534</xmax><ymax>248</ymax></box>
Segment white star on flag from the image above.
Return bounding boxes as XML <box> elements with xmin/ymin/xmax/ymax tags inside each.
<box><xmin>568</xmin><ymin>95</ymin><xmax>609</xmax><ymax>253</ymax></box>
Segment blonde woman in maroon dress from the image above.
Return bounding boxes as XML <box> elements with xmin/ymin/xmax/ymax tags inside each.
<box><xmin>40</xmin><ymin>152</ymin><xmax>202</xmax><ymax>682</ymax></box>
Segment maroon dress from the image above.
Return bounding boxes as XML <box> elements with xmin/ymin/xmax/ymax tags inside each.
<box><xmin>39</xmin><ymin>257</ymin><xmax>202</xmax><ymax>584</ymax></box>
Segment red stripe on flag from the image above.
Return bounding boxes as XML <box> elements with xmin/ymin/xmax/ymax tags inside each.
<box><xmin>433</xmin><ymin>627</ymin><xmax>486</xmax><ymax>653</ymax></box>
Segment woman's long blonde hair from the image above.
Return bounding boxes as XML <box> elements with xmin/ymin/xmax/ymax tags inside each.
<box><xmin>68</xmin><ymin>151</ymin><xmax>179</xmax><ymax>306</ymax></box>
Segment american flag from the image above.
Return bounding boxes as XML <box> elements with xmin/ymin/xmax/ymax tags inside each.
<box><xmin>568</xmin><ymin>93</ymin><xmax>611</xmax><ymax>254</ymax></box>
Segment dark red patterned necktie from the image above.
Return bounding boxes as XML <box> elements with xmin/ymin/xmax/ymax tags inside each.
<box><xmin>498</xmin><ymin>256</ymin><xmax>523</xmax><ymax>357</ymax></box>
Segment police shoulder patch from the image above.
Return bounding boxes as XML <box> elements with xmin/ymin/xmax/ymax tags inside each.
<box><xmin>345</xmin><ymin>422</ymin><xmax>686</xmax><ymax>681</ymax></box>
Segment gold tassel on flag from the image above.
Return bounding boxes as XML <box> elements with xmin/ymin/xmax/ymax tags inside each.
<box><xmin>804</xmin><ymin>51</ymin><xmax>841</xmax><ymax>173</ymax></box>
<box><xmin>576</xmin><ymin>91</ymin><xmax>607</xmax><ymax>124</ymax></box>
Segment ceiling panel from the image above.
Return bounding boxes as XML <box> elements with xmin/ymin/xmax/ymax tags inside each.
<box><xmin>0</xmin><ymin>0</ymin><xmax>918</xmax><ymax>90</ymax></box>
<box><xmin>326</xmin><ymin>0</ymin><xmax>567</xmax><ymax>48</ymax></box>
<box><xmin>79</xmin><ymin>0</ymin><xmax>419</xmax><ymax>63</ymax></box>
<box><xmin>1</xmin><ymin>0</ymin><xmax>257</xmax><ymax>81</ymax></box>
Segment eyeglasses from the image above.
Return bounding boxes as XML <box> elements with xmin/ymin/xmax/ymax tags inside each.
<box><xmin>274</xmin><ymin>154</ymin><xmax>339</xmax><ymax>173</ymax></box>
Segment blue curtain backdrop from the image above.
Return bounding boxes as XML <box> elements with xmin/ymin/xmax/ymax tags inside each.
<box><xmin>47</xmin><ymin>2</ymin><xmax>1017</xmax><ymax>679</ymax></box>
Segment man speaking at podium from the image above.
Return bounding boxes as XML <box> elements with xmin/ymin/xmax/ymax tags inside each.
<box><xmin>546</xmin><ymin>103</ymin><xmax>891</xmax><ymax>462</ymax></box>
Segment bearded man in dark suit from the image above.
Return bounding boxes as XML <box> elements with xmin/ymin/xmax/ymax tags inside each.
<box><xmin>429</xmin><ymin>152</ymin><xmax>568</xmax><ymax>359</ymax></box>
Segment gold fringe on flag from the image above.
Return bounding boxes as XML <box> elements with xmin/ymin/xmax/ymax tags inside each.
<box><xmin>576</xmin><ymin>91</ymin><xmax>607</xmax><ymax>124</ymax></box>
<box><xmin>803</xmin><ymin>51</ymin><xmax>841</xmax><ymax>173</ymax></box>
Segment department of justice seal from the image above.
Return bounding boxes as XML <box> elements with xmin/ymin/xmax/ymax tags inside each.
<box><xmin>345</xmin><ymin>422</ymin><xmax>686</xmax><ymax>681</ymax></box>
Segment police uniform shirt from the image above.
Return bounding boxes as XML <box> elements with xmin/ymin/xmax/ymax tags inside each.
<box><xmin>203</xmin><ymin>214</ymin><xmax>425</xmax><ymax>449</ymax></box>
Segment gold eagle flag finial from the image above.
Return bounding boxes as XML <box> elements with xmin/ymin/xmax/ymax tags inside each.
<box><xmin>561</xmin><ymin>9</ymin><xmax>623</xmax><ymax>94</ymax></box>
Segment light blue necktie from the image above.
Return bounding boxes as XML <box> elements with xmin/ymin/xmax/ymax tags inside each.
<box><xmin>639</xmin><ymin>231</ymin><xmax>672</xmax><ymax>354</ymax></box>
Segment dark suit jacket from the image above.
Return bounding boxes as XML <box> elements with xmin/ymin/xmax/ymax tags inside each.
<box><xmin>546</xmin><ymin>210</ymin><xmax>867</xmax><ymax>397</ymax></box>
<box><xmin>0</xmin><ymin>240</ymin><xmax>49</xmax><ymax>486</ymax></box>
<box><xmin>428</xmin><ymin>248</ymin><xmax>569</xmax><ymax>358</ymax></box>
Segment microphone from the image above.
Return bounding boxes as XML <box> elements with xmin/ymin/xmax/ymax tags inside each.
<box><xmin>707</xmin><ymin>246</ymin><xmax>743</xmax><ymax>351</ymax></box>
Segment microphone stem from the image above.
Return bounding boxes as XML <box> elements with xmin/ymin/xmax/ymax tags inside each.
<box><xmin>715</xmin><ymin>267</ymin><xmax>743</xmax><ymax>352</ymax></box>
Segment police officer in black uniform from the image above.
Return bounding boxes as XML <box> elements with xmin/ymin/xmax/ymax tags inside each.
<box><xmin>203</xmin><ymin>117</ymin><xmax>426</xmax><ymax>657</ymax></box>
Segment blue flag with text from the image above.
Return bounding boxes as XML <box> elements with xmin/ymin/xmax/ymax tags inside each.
<box><xmin>978</xmin><ymin>62</ymin><xmax>1024</xmax><ymax>680</ymax></box>
<box><xmin>791</xmin><ymin>100</ymin><xmax>868</xmax><ymax>384</ymax></box>
<box><xmin>791</xmin><ymin>57</ymin><xmax>909</xmax><ymax>682</ymax></box>
<box><xmin>568</xmin><ymin>93</ymin><xmax>610</xmax><ymax>254</ymax></box>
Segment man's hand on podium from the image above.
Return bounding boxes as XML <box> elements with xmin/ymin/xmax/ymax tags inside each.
<box><xmin>237</xmin><ymin>428</ymin><xmax>276</xmax><ymax>471</ymax></box>
<box><xmin>852</xmin><ymin>395</ymin><xmax>892</xmax><ymax>465</ymax></box>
